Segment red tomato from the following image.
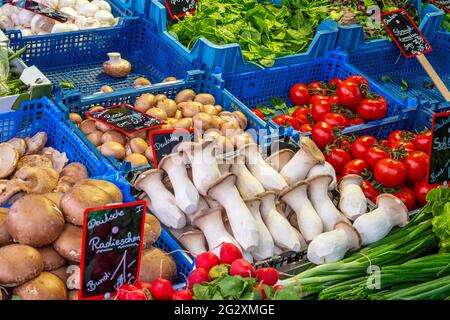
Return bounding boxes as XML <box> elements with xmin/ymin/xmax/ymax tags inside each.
<box><xmin>337</xmin><ymin>137</ymin><xmax>352</xmax><ymax>151</ymax></box>
<box><xmin>387</xmin><ymin>130</ymin><xmax>404</xmax><ymax>145</ymax></box>
<box><xmin>414</xmin><ymin>131</ymin><xmax>432</xmax><ymax>154</ymax></box>
<box><xmin>337</xmin><ymin>80</ymin><xmax>362</xmax><ymax>109</ymax></box>
<box><xmin>351</xmin><ymin>135</ymin><xmax>377</xmax><ymax>160</ymax></box>
<box><xmin>394</xmin><ymin>187</ymin><xmax>416</xmax><ymax>211</ymax></box>
<box><xmin>362</xmin><ymin>180</ymin><xmax>381</xmax><ymax>202</ymax></box>
<box><xmin>346</xmin><ymin>75</ymin><xmax>369</xmax><ymax>88</ymax></box>
<box><xmin>290</xmin><ymin>84</ymin><xmax>311</xmax><ymax>106</ymax></box>
<box><xmin>347</xmin><ymin>117</ymin><xmax>365</xmax><ymax>126</ymax></box>
<box><xmin>325</xmin><ymin>147</ymin><xmax>352</xmax><ymax>174</ymax></box>
<box><xmin>272</xmin><ymin>114</ymin><xmax>291</xmax><ymax>126</ymax></box>
<box><xmin>365</xmin><ymin>146</ymin><xmax>389</xmax><ymax>169</ymax></box>
<box><xmin>390</xmin><ymin>140</ymin><xmax>416</xmax><ymax>154</ymax></box>
<box><xmin>291</xmin><ymin>106</ymin><xmax>310</xmax><ymax>119</ymax></box>
<box><xmin>357</xmin><ymin>96</ymin><xmax>388</xmax><ymax>121</ymax></box>
<box><xmin>328</xmin><ymin>78</ymin><xmax>343</xmax><ymax>87</ymax></box>
<box><xmin>322</xmin><ymin>112</ymin><xmax>348</xmax><ymax>128</ymax></box>
<box><xmin>308</xmin><ymin>82</ymin><xmax>327</xmax><ymax>94</ymax></box>
<box><xmin>312</xmin><ymin>121</ymin><xmax>334</xmax><ymax>149</ymax></box>
<box><xmin>310</xmin><ymin>94</ymin><xmax>329</xmax><ymax>104</ymax></box>
<box><xmin>374</xmin><ymin>158</ymin><xmax>407</xmax><ymax>187</ymax></box>
<box><xmin>403</xmin><ymin>151</ymin><xmax>429</xmax><ymax>183</ymax></box>
<box><xmin>287</xmin><ymin>116</ymin><xmax>301</xmax><ymax>130</ymax></box>
<box><xmin>311</xmin><ymin>100</ymin><xmax>332</xmax><ymax>122</ymax></box>
<box><xmin>414</xmin><ymin>180</ymin><xmax>441</xmax><ymax>206</ymax></box>
<box><xmin>251</xmin><ymin>109</ymin><xmax>265</xmax><ymax>120</ymax></box>
<box><xmin>293</xmin><ymin>113</ymin><xmax>310</xmax><ymax>125</ymax></box>
<box><xmin>299</xmin><ymin>123</ymin><xmax>313</xmax><ymax>132</ymax></box>
<box><xmin>342</xmin><ymin>159</ymin><xmax>369</xmax><ymax>176</ymax></box>
<box><xmin>379</xmin><ymin>139</ymin><xmax>390</xmax><ymax>148</ymax></box>
<box><xmin>328</xmin><ymin>95</ymin><xmax>339</xmax><ymax>105</ymax></box>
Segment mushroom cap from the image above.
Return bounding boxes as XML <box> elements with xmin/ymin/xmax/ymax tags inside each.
<box><xmin>143</xmin><ymin>214</ymin><xmax>161</xmax><ymax>249</ymax></box>
<box><xmin>134</xmin><ymin>169</ymin><xmax>162</xmax><ymax>191</ymax></box>
<box><xmin>16</xmin><ymin>154</ymin><xmax>53</xmax><ymax>171</ymax></box>
<box><xmin>61</xmin><ymin>162</ymin><xmax>89</xmax><ymax>181</ymax></box>
<box><xmin>13</xmin><ymin>272</ymin><xmax>67</xmax><ymax>300</ymax></box>
<box><xmin>334</xmin><ymin>221</ymin><xmax>361</xmax><ymax>251</ymax></box>
<box><xmin>0</xmin><ymin>244</ymin><xmax>44</xmax><ymax>287</ymax></box>
<box><xmin>38</xmin><ymin>245</ymin><xmax>67</xmax><ymax>271</ymax></box>
<box><xmin>25</xmin><ymin>132</ymin><xmax>48</xmax><ymax>155</ymax></box>
<box><xmin>265</xmin><ymin>149</ymin><xmax>295</xmax><ymax>172</ymax></box>
<box><xmin>256</xmin><ymin>190</ymin><xmax>277</xmax><ymax>202</ymax></box>
<box><xmin>42</xmin><ymin>192</ymin><xmax>64</xmax><ymax>208</ymax></box>
<box><xmin>339</xmin><ymin>174</ymin><xmax>364</xmax><ymax>192</ymax></box>
<box><xmin>0</xmin><ymin>143</ymin><xmax>19</xmax><ymax>178</ymax></box>
<box><xmin>8</xmin><ymin>195</ymin><xmax>65</xmax><ymax>247</ymax></box>
<box><xmin>53</xmin><ymin>224</ymin><xmax>82</xmax><ymax>262</ymax></box>
<box><xmin>299</xmin><ymin>137</ymin><xmax>325</xmax><ymax>163</ymax></box>
<box><xmin>49</xmin><ymin>265</ymin><xmax>69</xmax><ymax>284</ymax></box>
<box><xmin>0</xmin><ymin>208</ymin><xmax>12</xmax><ymax>246</ymax></box>
<box><xmin>206</xmin><ymin>172</ymin><xmax>237</xmax><ymax>198</ymax></box>
<box><xmin>158</xmin><ymin>152</ymin><xmax>185</xmax><ymax>172</ymax></box>
<box><xmin>307</xmin><ymin>162</ymin><xmax>337</xmax><ymax>190</ymax></box>
<box><xmin>190</xmin><ymin>206</ymin><xmax>222</xmax><ymax>228</ymax></box>
<box><xmin>279</xmin><ymin>179</ymin><xmax>309</xmax><ymax>198</ymax></box>
<box><xmin>76</xmin><ymin>179</ymin><xmax>123</xmax><ymax>204</ymax></box>
<box><xmin>7</xmin><ymin>138</ymin><xmax>26</xmax><ymax>157</ymax></box>
<box><xmin>376</xmin><ymin>193</ymin><xmax>409</xmax><ymax>227</ymax></box>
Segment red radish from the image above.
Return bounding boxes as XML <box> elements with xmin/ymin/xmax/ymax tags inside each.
<box><xmin>253</xmin><ymin>284</ymin><xmax>266</xmax><ymax>300</ymax></box>
<box><xmin>136</xmin><ymin>282</ymin><xmax>152</xmax><ymax>291</ymax></box>
<box><xmin>150</xmin><ymin>278</ymin><xmax>175</xmax><ymax>300</ymax></box>
<box><xmin>219</xmin><ymin>243</ymin><xmax>242</xmax><ymax>264</ymax></box>
<box><xmin>171</xmin><ymin>289</ymin><xmax>193</xmax><ymax>300</ymax></box>
<box><xmin>274</xmin><ymin>285</ymin><xmax>285</xmax><ymax>291</ymax></box>
<box><xmin>187</xmin><ymin>268</ymin><xmax>211</xmax><ymax>288</ymax></box>
<box><xmin>116</xmin><ymin>284</ymin><xmax>138</xmax><ymax>300</ymax></box>
<box><xmin>195</xmin><ymin>252</ymin><xmax>220</xmax><ymax>271</ymax></box>
<box><xmin>230</xmin><ymin>259</ymin><xmax>255</xmax><ymax>278</ymax></box>
<box><xmin>255</xmin><ymin>268</ymin><xmax>279</xmax><ymax>286</ymax></box>
<box><xmin>125</xmin><ymin>290</ymin><xmax>147</xmax><ymax>300</ymax></box>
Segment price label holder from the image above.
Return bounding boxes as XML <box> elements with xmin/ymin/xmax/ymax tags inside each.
<box><xmin>10</xmin><ymin>0</ymin><xmax>71</xmax><ymax>22</ymax></box>
<box><xmin>164</xmin><ymin>0</ymin><xmax>199</xmax><ymax>20</ymax></box>
<box><xmin>148</xmin><ymin>128</ymin><xmax>196</xmax><ymax>168</ymax></box>
<box><xmin>79</xmin><ymin>201</ymin><xmax>146</xmax><ymax>300</ymax></box>
<box><xmin>428</xmin><ymin>0</ymin><xmax>450</xmax><ymax>13</ymax></box>
<box><xmin>87</xmin><ymin>104</ymin><xmax>165</xmax><ymax>136</ymax></box>
<box><xmin>381</xmin><ymin>9</ymin><xmax>450</xmax><ymax>101</ymax></box>
<box><xmin>428</xmin><ymin>111</ymin><xmax>450</xmax><ymax>185</ymax></box>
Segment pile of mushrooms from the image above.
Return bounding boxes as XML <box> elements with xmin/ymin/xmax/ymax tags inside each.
<box><xmin>0</xmin><ymin>132</ymin><xmax>169</xmax><ymax>300</ymax></box>
<box><xmin>70</xmin><ymin>88</ymin><xmax>248</xmax><ymax>169</ymax></box>
<box><xmin>135</xmin><ymin>134</ymin><xmax>409</xmax><ymax>265</ymax></box>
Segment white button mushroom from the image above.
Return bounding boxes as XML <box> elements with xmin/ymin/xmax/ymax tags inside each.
<box><xmin>78</xmin><ymin>2</ymin><xmax>99</xmax><ymax>17</ymax></box>
<box><xmin>94</xmin><ymin>10</ymin><xmax>115</xmax><ymax>26</ymax></box>
<box><xmin>59</xmin><ymin>7</ymin><xmax>78</xmax><ymax>18</ymax></box>
<box><xmin>94</xmin><ymin>0</ymin><xmax>112</xmax><ymax>12</ymax></box>
<box><xmin>18</xmin><ymin>9</ymin><xmax>35</xmax><ymax>28</ymax></box>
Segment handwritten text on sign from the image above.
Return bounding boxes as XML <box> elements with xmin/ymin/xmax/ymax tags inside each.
<box><xmin>381</xmin><ymin>9</ymin><xmax>432</xmax><ymax>58</ymax></box>
<box><xmin>429</xmin><ymin>111</ymin><xmax>450</xmax><ymax>185</ymax></box>
<box><xmin>79</xmin><ymin>201</ymin><xmax>146</xmax><ymax>300</ymax></box>
<box><xmin>164</xmin><ymin>0</ymin><xmax>198</xmax><ymax>20</ymax></box>
<box><xmin>428</xmin><ymin>0</ymin><xmax>450</xmax><ymax>13</ymax></box>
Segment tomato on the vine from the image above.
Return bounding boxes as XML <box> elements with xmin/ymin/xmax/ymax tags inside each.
<box><xmin>251</xmin><ymin>109</ymin><xmax>265</xmax><ymax>120</ymax></box>
<box><xmin>403</xmin><ymin>151</ymin><xmax>429</xmax><ymax>183</ymax></box>
<box><xmin>291</xmin><ymin>106</ymin><xmax>310</xmax><ymax>119</ymax></box>
<box><xmin>308</xmin><ymin>82</ymin><xmax>327</xmax><ymax>94</ymax></box>
<box><xmin>390</xmin><ymin>140</ymin><xmax>416</xmax><ymax>154</ymax></box>
<box><xmin>351</xmin><ymin>135</ymin><xmax>377</xmax><ymax>160</ymax></box>
<box><xmin>342</xmin><ymin>159</ymin><xmax>369</xmax><ymax>176</ymax></box>
<box><xmin>394</xmin><ymin>187</ymin><xmax>416</xmax><ymax>211</ymax></box>
<box><xmin>374</xmin><ymin>158</ymin><xmax>407</xmax><ymax>188</ymax></box>
<box><xmin>312</xmin><ymin>121</ymin><xmax>334</xmax><ymax>149</ymax></box>
<box><xmin>414</xmin><ymin>131</ymin><xmax>432</xmax><ymax>154</ymax></box>
<box><xmin>337</xmin><ymin>80</ymin><xmax>362</xmax><ymax>110</ymax></box>
<box><xmin>325</xmin><ymin>147</ymin><xmax>352</xmax><ymax>175</ymax></box>
<box><xmin>387</xmin><ymin>130</ymin><xmax>404</xmax><ymax>145</ymax></box>
<box><xmin>362</xmin><ymin>180</ymin><xmax>381</xmax><ymax>203</ymax></box>
<box><xmin>414</xmin><ymin>180</ymin><xmax>440</xmax><ymax>206</ymax></box>
<box><xmin>328</xmin><ymin>78</ymin><xmax>343</xmax><ymax>87</ymax></box>
<box><xmin>337</xmin><ymin>137</ymin><xmax>352</xmax><ymax>151</ymax></box>
<box><xmin>328</xmin><ymin>95</ymin><xmax>339</xmax><ymax>105</ymax></box>
<box><xmin>272</xmin><ymin>114</ymin><xmax>292</xmax><ymax>126</ymax></box>
<box><xmin>346</xmin><ymin>75</ymin><xmax>369</xmax><ymax>88</ymax></box>
<box><xmin>310</xmin><ymin>95</ymin><xmax>329</xmax><ymax>105</ymax></box>
<box><xmin>347</xmin><ymin>117</ymin><xmax>365</xmax><ymax>126</ymax></box>
<box><xmin>290</xmin><ymin>84</ymin><xmax>311</xmax><ymax>106</ymax></box>
<box><xmin>357</xmin><ymin>96</ymin><xmax>388</xmax><ymax>121</ymax></box>
<box><xmin>311</xmin><ymin>100</ymin><xmax>332</xmax><ymax>122</ymax></box>
<box><xmin>365</xmin><ymin>146</ymin><xmax>390</xmax><ymax>169</ymax></box>
<box><xmin>322</xmin><ymin>112</ymin><xmax>347</xmax><ymax>128</ymax></box>
<box><xmin>293</xmin><ymin>113</ymin><xmax>310</xmax><ymax>126</ymax></box>
<box><xmin>299</xmin><ymin>123</ymin><xmax>313</xmax><ymax>132</ymax></box>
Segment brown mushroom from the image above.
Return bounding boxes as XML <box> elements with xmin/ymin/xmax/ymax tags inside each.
<box><xmin>157</xmin><ymin>99</ymin><xmax>177</xmax><ymax>117</ymax></box>
<box><xmin>194</xmin><ymin>93</ymin><xmax>215</xmax><ymax>105</ymax></box>
<box><xmin>173</xmin><ymin>118</ymin><xmax>193</xmax><ymax>129</ymax></box>
<box><xmin>103</xmin><ymin>52</ymin><xmax>131</xmax><ymax>78</ymax></box>
<box><xmin>180</xmin><ymin>101</ymin><xmax>203</xmax><ymax>118</ymax></box>
<box><xmin>124</xmin><ymin>154</ymin><xmax>149</xmax><ymax>168</ymax></box>
<box><xmin>75</xmin><ymin>179</ymin><xmax>123</xmax><ymax>204</ymax></box>
<box><xmin>175</xmin><ymin>89</ymin><xmax>196</xmax><ymax>103</ymax></box>
<box><xmin>16</xmin><ymin>154</ymin><xmax>53</xmax><ymax>171</ymax></box>
<box><xmin>134</xmin><ymin>77</ymin><xmax>151</xmax><ymax>88</ymax></box>
<box><xmin>145</xmin><ymin>147</ymin><xmax>154</xmax><ymax>162</ymax></box>
<box><xmin>0</xmin><ymin>208</ymin><xmax>12</xmax><ymax>246</ymax></box>
<box><xmin>42</xmin><ymin>192</ymin><xmax>63</xmax><ymax>208</ymax></box>
<box><xmin>100</xmin><ymin>142</ymin><xmax>126</xmax><ymax>160</ymax></box>
<box><xmin>146</xmin><ymin>107</ymin><xmax>168</xmax><ymax>121</ymax></box>
<box><xmin>154</xmin><ymin>94</ymin><xmax>168</xmax><ymax>104</ymax></box>
<box><xmin>95</xmin><ymin>121</ymin><xmax>114</xmax><ymax>133</ymax></box>
<box><xmin>60</xmin><ymin>184</ymin><xmax>113</xmax><ymax>225</ymax></box>
<box><xmin>69</xmin><ymin>113</ymin><xmax>83</xmax><ymax>125</ymax></box>
<box><xmin>135</xmin><ymin>93</ymin><xmax>156</xmax><ymax>112</ymax></box>
<box><xmin>79</xmin><ymin>119</ymin><xmax>97</xmax><ymax>136</ymax></box>
<box><xmin>100</xmin><ymin>85</ymin><xmax>113</xmax><ymax>93</ymax></box>
<box><xmin>143</xmin><ymin>214</ymin><xmax>161</xmax><ymax>249</ymax></box>
<box><xmin>14</xmin><ymin>272</ymin><xmax>67</xmax><ymax>300</ymax></box>
<box><xmin>162</xmin><ymin>76</ymin><xmax>177</xmax><ymax>83</ymax></box>
<box><xmin>38</xmin><ymin>245</ymin><xmax>67</xmax><ymax>271</ymax></box>
<box><xmin>203</xmin><ymin>105</ymin><xmax>220</xmax><ymax>116</ymax></box>
<box><xmin>85</xmin><ymin>131</ymin><xmax>102</xmax><ymax>147</ymax></box>
<box><xmin>220</xmin><ymin>121</ymin><xmax>242</xmax><ymax>137</ymax></box>
<box><xmin>138</xmin><ymin>247</ymin><xmax>177</xmax><ymax>283</ymax></box>
<box><xmin>0</xmin><ymin>244</ymin><xmax>44</xmax><ymax>287</ymax></box>
<box><xmin>61</xmin><ymin>163</ymin><xmax>89</xmax><ymax>181</ymax></box>
<box><xmin>232</xmin><ymin>111</ymin><xmax>248</xmax><ymax>129</ymax></box>
<box><xmin>128</xmin><ymin>131</ymin><xmax>147</xmax><ymax>140</ymax></box>
<box><xmin>101</xmin><ymin>131</ymin><xmax>126</xmax><ymax>146</ymax></box>
<box><xmin>7</xmin><ymin>194</ymin><xmax>65</xmax><ymax>247</ymax></box>
<box><xmin>54</xmin><ymin>176</ymin><xmax>76</xmax><ymax>193</ymax></box>
<box><xmin>40</xmin><ymin>147</ymin><xmax>69</xmax><ymax>173</ymax></box>
<box><xmin>53</xmin><ymin>224</ymin><xmax>82</xmax><ymax>262</ymax></box>
<box><xmin>89</xmin><ymin>106</ymin><xmax>105</xmax><ymax>113</ymax></box>
<box><xmin>7</xmin><ymin>138</ymin><xmax>26</xmax><ymax>157</ymax></box>
<box><xmin>0</xmin><ymin>143</ymin><xmax>19</xmax><ymax>179</ymax></box>
<box><xmin>49</xmin><ymin>265</ymin><xmax>69</xmax><ymax>284</ymax></box>
<box><xmin>25</xmin><ymin>132</ymin><xmax>48</xmax><ymax>155</ymax></box>
<box><xmin>193</xmin><ymin>113</ymin><xmax>215</xmax><ymax>131</ymax></box>
<box><xmin>129</xmin><ymin>138</ymin><xmax>148</xmax><ymax>154</ymax></box>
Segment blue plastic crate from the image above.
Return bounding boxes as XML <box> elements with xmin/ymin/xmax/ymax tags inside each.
<box><xmin>223</xmin><ymin>50</ymin><xmax>416</xmax><ymax>142</ymax></box>
<box><xmin>4</xmin><ymin>16</ymin><xmax>196</xmax><ymax>103</ymax></box>
<box><xmin>143</xmin><ymin>0</ymin><xmax>339</xmax><ymax>75</ymax></box>
<box><xmin>56</xmin><ymin>70</ymin><xmax>269</xmax><ymax>174</ymax></box>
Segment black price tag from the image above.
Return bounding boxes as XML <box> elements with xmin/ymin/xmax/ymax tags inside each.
<box><xmin>79</xmin><ymin>201</ymin><xmax>146</xmax><ymax>300</ymax></box>
<box><xmin>164</xmin><ymin>0</ymin><xmax>198</xmax><ymax>20</ymax></box>
<box><xmin>11</xmin><ymin>0</ymin><xmax>70</xmax><ymax>22</ymax></box>
<box><xmin>428</xmin><ymin>111</ymin><xmax>450</xmax><ymax>185</ymax></box>
<box><xmin>428</xmin><ymin>0</ymin><xmax>450</xmax><ymax>13</ymax></box>
<box><xmin>87</xmin><ymin>104</ymin><xmax>165</xmax><ymax>136</ymax></box>
<box><xmin>148</xmin><ymin>128</ymin><xmax>196</xmax><ymax>168</ymax></box>
<box><xmin>381</xmin><ymin>9</ymin><xmax>432</xmax><ymax>58</ymax></box>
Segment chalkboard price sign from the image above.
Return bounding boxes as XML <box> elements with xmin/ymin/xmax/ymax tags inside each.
<box><xmin>164</xmin><ymin>0</ymin><xmax>199</xmax><ymax>20</ymax></box>
<box><xmin>87</xmin><ymin>104</ymin><xmax>165</xmax><ymax>135</ymax></box>
<box><xmin>381</xmin><ymin>9</ymin><xmax>432</xmax><ymax>58</ymax></box>
<box><xmin>148</xmin><ymin>128</ymin><xmax>196</xmax><ymax>168</ymax></box>
<box><xmin>429</xmin><ymin>111</ymin><xmax>450</xmax><ymax>185</ymax></box>
<box><xmin>428</xmin><ymin>0</ymin><xmax>450</xmax><ymax>13</ymax></box>
<box><xmin>79</xmin><ymin>201</ymin><xmax>146</xmax><ymax>300</ymax></box>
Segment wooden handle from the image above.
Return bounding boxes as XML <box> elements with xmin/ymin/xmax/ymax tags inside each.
<box><xmin>416</xmin><ymin>54</ymin><xmax>450</xmax><ymax>102</ymax></box>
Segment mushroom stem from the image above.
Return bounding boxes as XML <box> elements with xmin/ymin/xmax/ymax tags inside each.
<box><xmin>159</xmin><ymin>153</ymin><xmax>199</xmax><ymax>215</ymax></box>
<box><xmin>339</xmin><ymin>174</ymin><xmax>367</xmax><ymax>221</ymax></box>
<box><xmin>245</xmin><ymin>198</ymin><xmax>275</xmax><ymax>260</ymax></box>
<box><xmin>281</xmin><ymin>181</ymin><xmax>323</xmax><ymax>243</ymax></box>
<box><xmin>207</xmin><ymin>173</ymin><xmax>259</xmax><ymax>251</ymax></box>
<box><xmin>135</xmin><ymin>169</ymin><xmax>186</xmax><ymax>229</ymax></box>
<box><xmin>170</xmin><ymin>228</ymin><xmax>208</xmax><ymax>256</ymax></box>
<box><xmin>259</xmin><ymin>191</ymin><xmax>302</xmax><ymax>251</ymax></box>
<box><xmin>230</xmin><ymin>154</ymin><xmax>265</xmax><ymax>199</ymax></box>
